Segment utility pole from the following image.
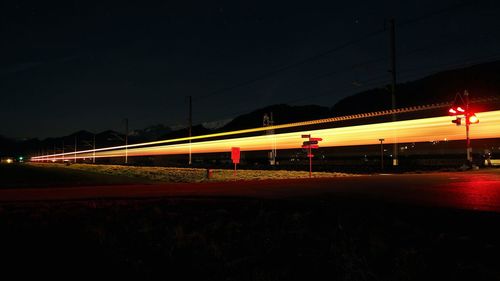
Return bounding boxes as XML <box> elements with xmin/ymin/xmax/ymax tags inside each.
<box><xmin>379</xmin><ymin>138</ymin><xmax>385</xmax><ymax>170</ymax></box>
<box><xmin>83</xmin><ymin>135</ymin><xmax>96</xmax><ymax>163</ymax></box>
<box><xmin>188</xmin><ymin>96</ymin><xmax>192</xmax><ymax>165</ymax></box>
<box><xmin>263</xmin><ymin>112</ymin><xmax>277</xmax><ymax>165</ymax></box>
<box><xmin>74</xmin><ymin>136</ymin><xmax>77</xmax><ymax>163</ymax></box>
<box><xmin>93</xmin><ymin>134</ymin><xmax>96</xmax><ymax>164</ymax></box>
<box><xmin>125</xmin><ymin>118</ymin><xmax>128</xmax><ymax>164</ymax></box>
<box><xmin>389</xmin><ymin>18</ymin><xmax>399</xmax><ymax>167</ymax></box>
<box><xmin>270</xmin><ymin>112</ymin><xmax>276</xmax><ymax>165</ymax></box>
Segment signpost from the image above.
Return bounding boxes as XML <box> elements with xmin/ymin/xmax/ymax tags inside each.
<box><xmin>301</xmin><ymin>135</ymin><xmax>323</xmax><ymax>178</ymax></box>
<box><xmin>378</xmin><ymin>138</ymin><xmax>385</xmax><ymax>170</ymax></box>
<box><xmin>231</xmin><ymin>147</ymin><xmax>240</xmax><ymax>176</ymax></box>
<box><xmin>449</xmin><ymin>90</ymin><xmax>480</xmax><ymax>167</ymax></box>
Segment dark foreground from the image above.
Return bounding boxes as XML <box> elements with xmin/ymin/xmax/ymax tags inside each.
<box><xmin>1</xmin><ymin>198</ymin><xmax>500</xmax><ymax>280</ymax></box>
<box><xmin>1</xmin><ymin>164</ymin><xmax>500</xmax><ymax>280</ymax></box>
<box><xmin>2</xmin><ymin>168</ymin><xmax>500</xmax><ymax>212</ymax></box>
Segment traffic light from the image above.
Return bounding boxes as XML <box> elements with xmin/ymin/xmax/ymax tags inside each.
<box><xmin>452</xmin><ymin>117</ymin><xmax>462</xmax><ymax>126</ymax></box>
<box><xmin>448</xmin><ymin>105</ymin><xmax>479</xmax><ymax>126</ymax></box>
<box><xmin>468</xmin><ymin>114</ymin><xmax>479</xmax><ymax>124</ymax></box>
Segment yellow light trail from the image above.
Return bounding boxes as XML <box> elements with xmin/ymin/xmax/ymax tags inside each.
<box><xmin>33</xmin><ymin>110</ymin><xmax>500</xmax><ymax>162</ymax></box>
<box><xmin>32</xmin><ymin>102</ymin><xmax>451</xmax><ymax>160</ymax></box>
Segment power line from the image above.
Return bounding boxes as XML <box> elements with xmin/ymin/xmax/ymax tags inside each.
<box><xmin>197</xmin><ymin>29</ymin><xmax>386</xmax><ymax>100</ymax></box>
<box><xmin>196</xmin><ymin>1</ymin><xmax>476</xmax><ymax>102</ymax></box>
<box><xmin>198</xmin><ymin>51</ymin><xmax>500</xmax><ymax>124</ymax></box>
<box><xmin>397</xmin><ymin>0</ymin><xmax>475</xmax><ymax>27</ymax></box>
<box><xmin>300</xmin><ymin>2</ymin><xmax>491</xmax><ymax>85</ymax></box>
<box><xmin>180</xmin><ymin>1</ymin><xmax>485</xmax><ymax>128</ymax></box>
<box><xmin>398</xmin><ymin>52</ymin><xmax>500</xmax><ymax>75</ymax></box>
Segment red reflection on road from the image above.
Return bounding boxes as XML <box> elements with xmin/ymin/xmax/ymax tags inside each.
<box><xmin>447</xmin><ymin>180</ymin><xmax>500</xmax><ymax>212</ymax></box>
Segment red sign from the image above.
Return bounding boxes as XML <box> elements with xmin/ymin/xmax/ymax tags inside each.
<box><xmin>300</xmin><ymin>134</ymin><xmax>323</xmax><ymax>178</ymax></box>
<box><xmin>302</xmin><ymin>145</ymin><xmax>319</xmax><ymax>149</ymax></box>
<box><xmin>231</xmin><ymin>147</ymin><xmax>240</xmax><ymax>164</ymax></box>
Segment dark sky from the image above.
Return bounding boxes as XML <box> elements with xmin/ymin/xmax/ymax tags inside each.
<box><xmin>2</xmin><ymin>0</ymin><xmax>500</xmax><ymax>139</ymax></box>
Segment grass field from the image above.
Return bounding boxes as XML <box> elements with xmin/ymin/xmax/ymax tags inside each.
<box><xmin>0</xmin><ymin>163</ymin><xmax>149</xmax><ymax>188</ymax></box>
<box><xmin>23</xmin><ymin>162</ymin><xmax>355</xmax><ymax>185</ymax></box>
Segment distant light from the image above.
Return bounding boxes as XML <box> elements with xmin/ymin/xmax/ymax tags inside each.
<box><xmin>457</xmin><ymin>107</ymin><xmax>465</xmax><ymax>113</ymax></box>
<box><xmin>6</xmin><ymin>159</ymin><xmax>13</xmax><ymax>164</ymax></box>
<box><xmin>449</xmin><ymin>108</ymin><xmax>457</xmax><ymax>114</ymax></box>
<box><xmin>19</xmin><ymin>157</ymin><xmax>23</xmax><ymax>160</ymax></box>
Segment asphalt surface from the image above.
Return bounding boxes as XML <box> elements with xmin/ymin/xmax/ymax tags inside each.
<box><xmin>1</xmin><ymin>169</ymin><xmax>500</xmax><ymax>212</ymax></box>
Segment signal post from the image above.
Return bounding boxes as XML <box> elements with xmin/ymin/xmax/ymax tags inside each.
<box><xmin>301</xmin><ymin>134</ymin><xmax>323</xmax><ymax>178</ymax></box>
<box><xmin>449</xmin><ymin>90</ymin><xmax>479</xmax><ymax>167</ymax></box>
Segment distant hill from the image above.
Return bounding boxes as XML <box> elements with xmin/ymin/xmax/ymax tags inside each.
<box><xmin>0</xmin><ymin>135</ymin><xmax>16</xmax><ymax>156</ymax></box>
<box><xmin>131</xmin><ymin>124</ymin><xmax>172</xmax><ymax>142</ymax></box>
<box><xmin>153</xmin><ymin>104</ymin><xmax>331</xmax><ymax>140</ymax></box>
<box><xmin>0</xmin><ymin>135</ymin><xmax>40</xmax><ymax>157</ymax></box>
<box><xmin>331</xmin><ymin>60</ymin><xmax>500</xmax><ymax>116</ymax></box>
<box><xmin>218</xmin><ymin>104</ymin><xmax>331</xmax><ymax>132</ymax></box>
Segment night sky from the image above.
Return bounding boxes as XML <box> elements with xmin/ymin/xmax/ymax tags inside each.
<box><xmin>2</xmin><ymin>0</ymin><xmax>500</xmax><ymax>139</ymax></box>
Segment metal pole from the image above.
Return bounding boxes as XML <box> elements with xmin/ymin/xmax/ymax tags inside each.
<box><xmin>389</xmin><ymin>18</ymin><xmax>398</xmax><ymax>166</ymax></box>
<box><xmin>465</xmin><ymin>91</ymin><xmax>472</xmax><ymax>166</ymax></box>
<box><xmin>309</xmin><ymin>143</ymin><xmax>312</xmax><ymax>178</ymax></box>
<box><xmin>93</xmin><ymin>134</ymin><xmax>96</xmax><ymax>164</ymax></box>
<box><xmin>74</xmin><ymin>136</ymin><xmax>77</xmax><ymax>163</ymax></box>
<box><xmin>189</xmin><ymin>96</ymin><xmax>192</xmax><ymax>165</ymax></box>
<box><xmin>466</xmin><ymin>120</ymin><xmax>471</xmax><ymax>164</ymax></box>
<box><xmin>270</xmin><ymin>112</ymin><xmax>276</xmax><ymax>165</ymax></box>
<box><xmin>379</xmin><ymin>139</ymin><xmax>385</xmax><ymax>170</ymax></box>
<box><xmin>125</xmin><ymin>118</ymin><xmax>128</xmax><ymax>164</ymax></box>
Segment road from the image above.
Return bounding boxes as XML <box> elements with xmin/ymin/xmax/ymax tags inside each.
<box><xmin>1</xmin><ymin>169</ymin><xmax>500</xmax><ymax>212</ymax></box>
